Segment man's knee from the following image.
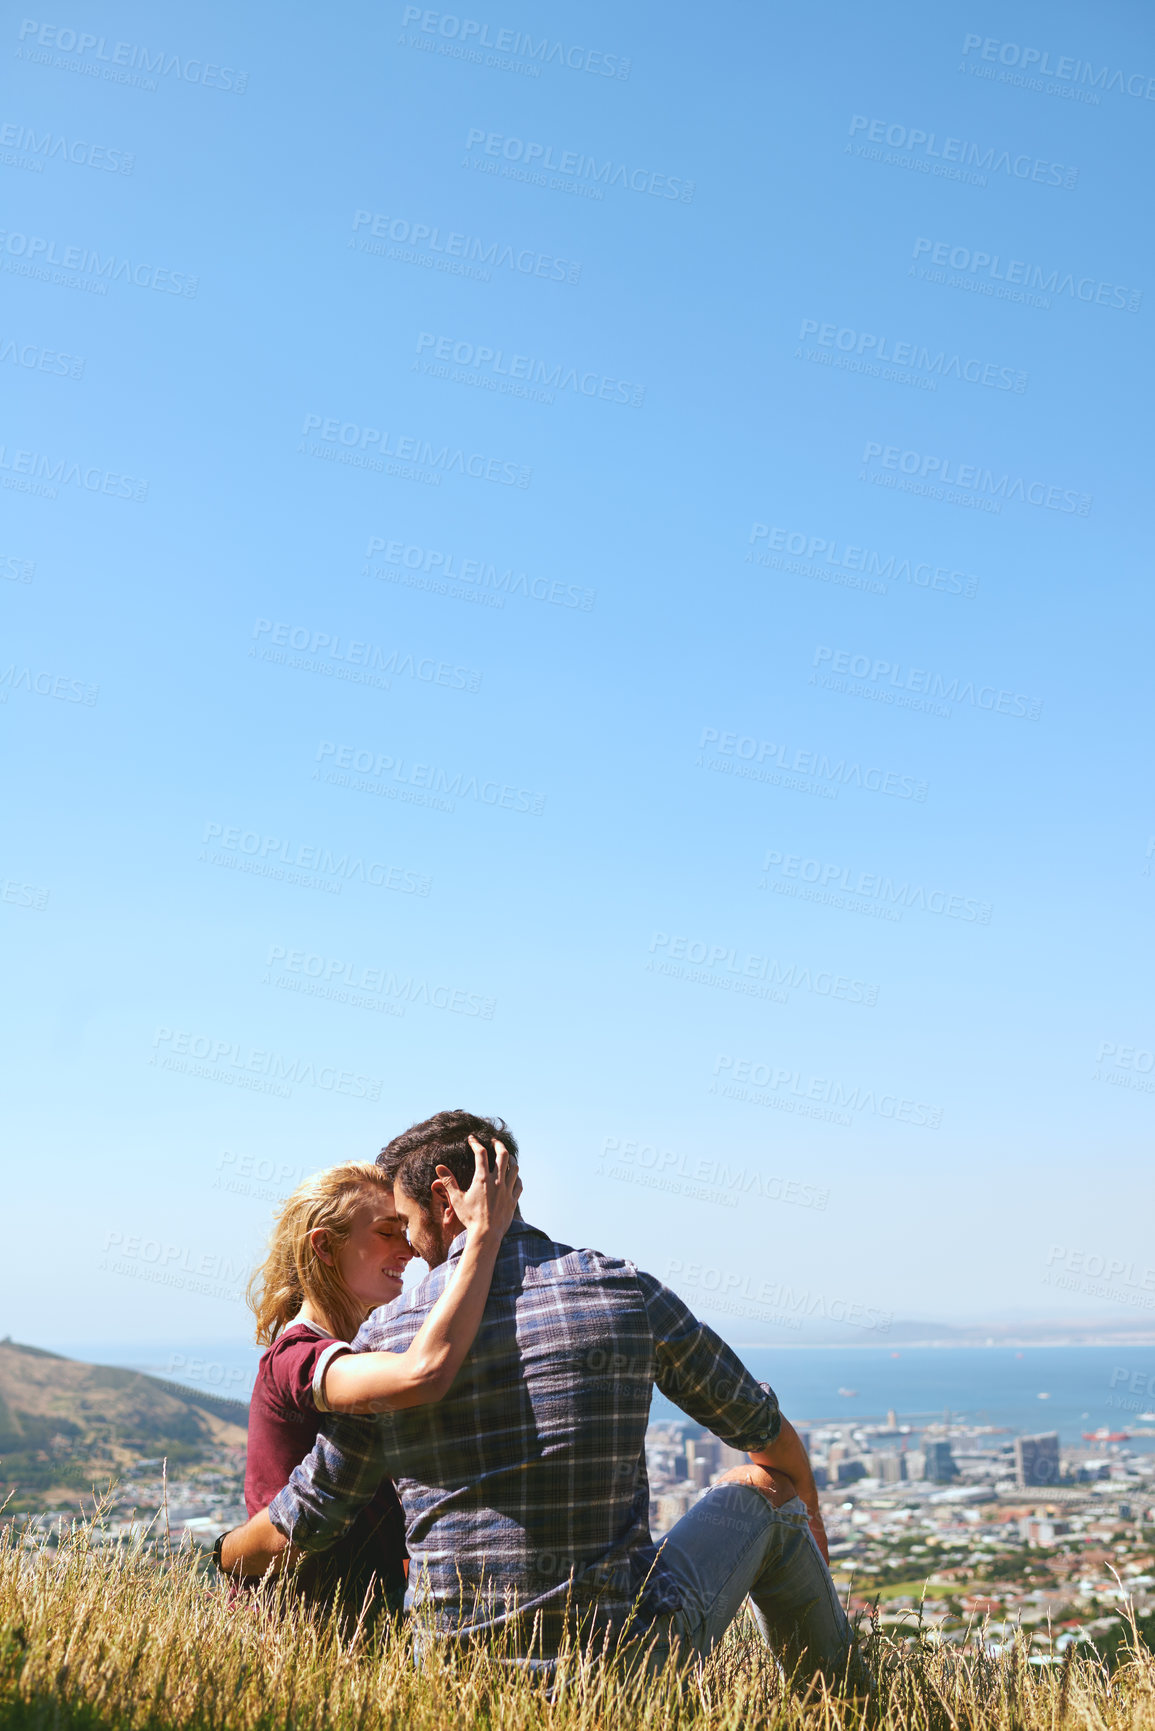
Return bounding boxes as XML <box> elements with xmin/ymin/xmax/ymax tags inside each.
<box><xmin>713</xmin><ymin>1463</ymin><xmax>797</xmax><ymax>1507</ymax></box>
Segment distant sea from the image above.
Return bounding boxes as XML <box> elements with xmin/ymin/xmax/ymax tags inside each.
<box><xmin>657</xmin><ymin>1345</ymin><xmax>1155</xmax><ymax>1450</ymax></box>
<box><xmin>53</xmin><ymin>1339</ymin><xmax>1155</xmax><ymax>1450</ymax></box>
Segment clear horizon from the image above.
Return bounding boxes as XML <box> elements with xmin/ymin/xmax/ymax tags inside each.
<box><xmin>18</xmin><ymin>1336</ymin><xmax>1154</xmax><ymax>1457</ymax></box>
<box><xmin>29</xmin><ymin>1312</ymin><xmax>1155</xmax><ymax>1361</ymax></box>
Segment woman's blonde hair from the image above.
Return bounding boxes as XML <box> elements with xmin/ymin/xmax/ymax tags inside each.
<box><xmin>248</xmin><ymin>1162</ymin><xmax>395</xmax><ymax>1346</ymax></box>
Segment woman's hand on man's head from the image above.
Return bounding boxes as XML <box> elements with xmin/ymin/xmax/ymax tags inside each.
<box><xmin>436</xmin><ymin>1136</ymin><xmax>521</xmax><ymax>1240</ymax></box>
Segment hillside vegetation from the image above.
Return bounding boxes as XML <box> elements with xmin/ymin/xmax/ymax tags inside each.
<box><xmin>0</xmin><ymin>1340</ymin><xmax>246</xmax><ymax>1507</ymax></box>
<box><xmin>1</xmin><ymin>1528</ymin><xmax>1154</xmax><ymax>1731</ymax></box>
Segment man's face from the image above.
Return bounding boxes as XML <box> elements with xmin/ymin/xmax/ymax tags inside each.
<box><xmin>392</xmin><ymin>1176</ymin><xmax>458</xmax><ymax>1268</ymax></box>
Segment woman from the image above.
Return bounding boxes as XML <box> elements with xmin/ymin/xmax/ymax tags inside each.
<box><xmin>241</xmin><ymin>1135</ymin><xmax>519</xmax><ymax>1620</ymax></box>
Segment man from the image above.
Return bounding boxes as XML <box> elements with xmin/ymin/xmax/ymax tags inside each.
<box><xmin>224</xmin><ymin>1110</ymin><xmax>864</xmax><ymax>1685</ymax></box>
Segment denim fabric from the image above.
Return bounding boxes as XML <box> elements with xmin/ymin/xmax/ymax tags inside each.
<box><xmin>640</xmin><ymin>1485</ymin><xmax>866</xmax><ymax>1689</ymax></box>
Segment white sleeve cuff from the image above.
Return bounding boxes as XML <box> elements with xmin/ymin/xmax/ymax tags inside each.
<box><xmin>311</xmin><ymin>1340</ymin><xmax>353</xmax><ymax>1412</ymax></box>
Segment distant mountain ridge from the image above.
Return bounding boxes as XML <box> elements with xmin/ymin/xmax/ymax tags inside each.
<box><xmin>0</xmin><ymin>1337</ymin><xmax>247</xmax><ymax>1507</ymax></box>
<box><xmin>718</xmin><ymin>1315</ymin><xmax>1155</xmax><ymax>1348</ymax></box>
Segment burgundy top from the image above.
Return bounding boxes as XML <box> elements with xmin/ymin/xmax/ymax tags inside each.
<box><xmin>245</xmin><ymin>1322</ymin><xmax>406</xmax><ymax>1604</ymax></box>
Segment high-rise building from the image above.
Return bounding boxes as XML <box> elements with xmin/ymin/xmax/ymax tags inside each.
<box><xmin>923</xmin><ymin>1440</ymin><xmax>957</xmax><ymax>1483</ymax></box>
<box><xmin>1014</xmin><ymin>1433</ymin><xmax>1060</xmax><ymax>1487</ymax></box>
<box><xmin>868</xmin><ymin>1453</ymin><xmax>905</xmax><ymax>1484</ymax></box>
<box><xmin>685</xmin><ymin>1436</ymin><xmax>721</xmax><ymax>1478</ymax></box>
<box><xmin>905</xmin><ymin>1449</ymin><xmax>927</xmax><ymax>1481</ymax></box>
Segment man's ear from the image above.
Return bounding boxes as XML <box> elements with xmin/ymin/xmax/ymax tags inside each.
<box><xmin>429</xmin><ymin>1177</ymin><xmax>460</xmax><ymax>1232</ymax></box>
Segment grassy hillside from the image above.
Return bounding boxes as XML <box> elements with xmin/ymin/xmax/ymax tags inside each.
<box><xmin>0</xmin><ymin>1528</ymin><xmax>1153</xmax><ymax>1731</ymax></box>
<box><xmin>0</xmin><ymin>1339</ymin><xmax>246</xmax><ymax>1507</ymax></box>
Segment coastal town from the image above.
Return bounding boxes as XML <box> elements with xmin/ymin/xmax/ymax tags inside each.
<box><xmin>646</xmin><ymin>1412</ymin><xmax>1155</xmax><ymax>1658</ymax></box>
<box><xmin>6</xmin><ymin>1400</ymin><xmax>1154</xmax><ymax>1662</ymax></box>
<box><xmin>5</xmin><ymin>1451</ymin><xmax>249</xmax><ymax>1556</ymax></box>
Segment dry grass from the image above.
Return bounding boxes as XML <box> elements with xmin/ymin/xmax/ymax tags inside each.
<box><xmin>1</xmin><ymin>1525</ymin><xmax>1153</xmax><ymax>1731</ymax></box>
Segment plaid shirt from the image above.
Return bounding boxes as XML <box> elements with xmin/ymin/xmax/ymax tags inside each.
<box><xmin>268</xmin><ymin>1220</ymin><xmax>780</xmax><ymax>1649</ymax></box>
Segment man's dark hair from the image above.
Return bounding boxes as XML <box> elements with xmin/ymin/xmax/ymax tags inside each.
<box><xmin>377</xmin><ymin>1110</ymin><xmax>518</xmax><ymax>1208</ymax></box>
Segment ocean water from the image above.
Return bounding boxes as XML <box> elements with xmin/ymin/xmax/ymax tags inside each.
<box><xmin>654</xmin><ymin>1345</ymin><xmax>1155</xmax><ymax>1449</ymax></box>
<box><xmin>57</xmin><ymin>1339</ymin><xmax>1155</xmax><ymax>1449</ymax></box>
<box><xmin>54</xmin><ymin>1339</ymin><xmax>264</xmax><ymax>1409</ymax></box>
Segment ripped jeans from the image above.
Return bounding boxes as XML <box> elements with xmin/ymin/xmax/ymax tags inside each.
<box><xmin>640</xmin><ymin>1485</ymin><xmax>867</xmax><ymax>1689</ymax></box>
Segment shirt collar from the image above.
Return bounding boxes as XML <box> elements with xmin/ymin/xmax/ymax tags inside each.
<box><xmin>446</xmin><ymin>1216</ymin><xmax>542</xmax><ymax>1262</ymax></box>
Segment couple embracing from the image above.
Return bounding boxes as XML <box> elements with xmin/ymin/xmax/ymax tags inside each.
<box><xmin>223</xmin><ymin>1109</ymin><xmax>866</xmax><ymax>1688</ymax></box>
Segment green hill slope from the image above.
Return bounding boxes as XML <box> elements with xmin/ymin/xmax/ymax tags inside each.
<box><xmin>0</xmin><ymin>1338</ymin><xmax>247</xmax><ymax>1505</ymax></box>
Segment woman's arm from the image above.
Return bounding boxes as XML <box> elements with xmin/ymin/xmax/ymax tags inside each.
<box><xmin>321</xmin><ymin>1137</ymin><xmax>520</xmax><ymax>1414</ymax></box>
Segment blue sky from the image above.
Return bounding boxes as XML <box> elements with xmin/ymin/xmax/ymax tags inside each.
<box><xmin>4</xmin><ymin>0</ymin><xmax>1153</xmax><ymax>1353</ymax></box>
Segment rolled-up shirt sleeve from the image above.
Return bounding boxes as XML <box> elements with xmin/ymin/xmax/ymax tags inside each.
<box><xmin>311</xmin><ymin>1340</ymin><xmax>353</xmax><ymax>1414</ymax></box>
<box><xmin>637</xmin><ymin>1270</ymin><xmax>781</xmax><ymax>1453</ymax></box>
<box><xmin>268</xmin><ymin>1412</ymin><xmax>391</xmax><ymax>1551</ymax></box>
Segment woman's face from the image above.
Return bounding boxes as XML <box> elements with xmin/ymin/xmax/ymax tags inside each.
<box><xmin>332</xmin><ymin>1186</ymin><xmax>416</xmax><ymax>1315</ymax></box>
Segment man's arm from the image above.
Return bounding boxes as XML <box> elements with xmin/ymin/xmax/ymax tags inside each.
<box><xmin>269</xmin><ymin>1412</ymin><xmax>390</xmax><ymax>1545</ymax></box>
<box><xmin>218</xmin><ymin>1409</ymin><xmax>392</xmax><ymax>1582</ymax></box>
<box><xmin>217</xmin><ymin>1407</ymin><xmax>391</xmax><ymax>1578</ymax></box>
<box><xmin>219</xmin><ymin>1508</ymin><xmax>291</xmax><ymax>1577</ymax></box>
<box><xmin>748</xmin><ymin>1417</ymin><xmax>828</xmax><ymax>1561</ymax></box>
<box><xmin>639</xmin><ymin>1270</ymin><xmax>782</xmax><ymax>1453</ymax></box>
<box><xmin>639</xmin><ymin>1273</ymin><xmax>829</xmax><ymax>1558</ymax></box>
<box><xmin>749</xmin><ymin>1415</ymin><xmax>817</xmax><ymax>1506</ymax></box>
